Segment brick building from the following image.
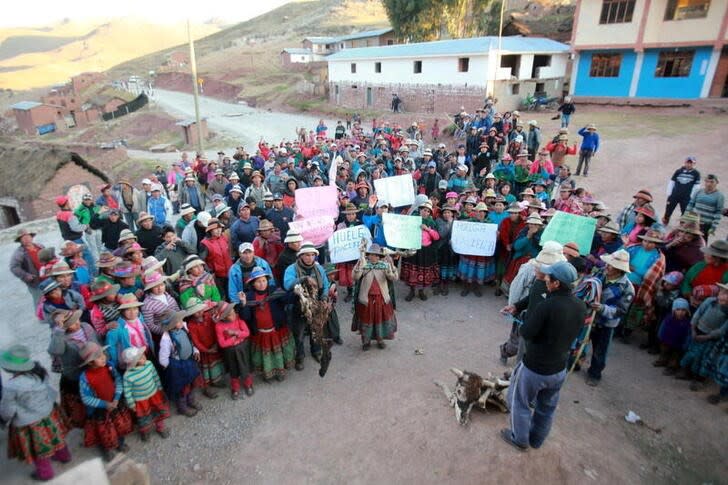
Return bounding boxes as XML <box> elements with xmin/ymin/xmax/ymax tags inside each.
<box><xmin>327</xmin><ymin>36</ymin><xmax>569</xmax><ymax>113</ymax></box>
<box><xmin>11</xmin><ymin>101</ymin><xmax>69</xmax><ymax>135</ymax></box>
<box><xmin>71</xmin><ymin>72</ymin><xmax>108</xmax><ymax>95</ymax></box>
<box><xmin>177</xmin><ymin>118</ymin><xmax>209</xmax><ymax>147</ymax></box>
<box><xmin>0</xmin><ymin>144</ymin><xmax>110</xmax><ymax>228</ymax></box>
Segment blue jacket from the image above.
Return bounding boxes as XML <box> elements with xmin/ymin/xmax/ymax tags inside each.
<box><xmin>147</xmin><ymin>196</ymin><xmax>168</xmax><ymax>226</ymax></box>
<box><xmin>363</xmin><ymin>213</ymin><xmax>387</xmax><ymax>247</ymax></box>
<box><xmin>80</xmin><ymin>365</ymin><xmax>123</xmax><ymax>414</ymax></box>
<box><xmin>283</xmin><ymin>262</ymin><xmax>329</xmax><ymax>296</ymax></box>
<box><xmin>228</xmin><ymin>257</ymin><xmax>276</xmax><ymax>303</ymax></box>
<box><xmin>105</xmin><ymin>317</ymin><xmax>154</xmax><ymax>371</ymax></box>
<box><xmin>578</xmin><ymin>128</ymin><xmax>600</xmax><ymax>152</ymax></box>
<box><xmin>265</xmin><ymin>207</ymin><xmax>295</xmax><ymax>238</ymax></box>
<box><xmin>230</xmin><ymin>216</ymin><xmax>260</xmax><ymax>251</ymax></box>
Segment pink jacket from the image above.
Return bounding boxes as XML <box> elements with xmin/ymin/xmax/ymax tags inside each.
<box><xmin>529</xmin><ymin>159</ymin><xmax>554</xmax><ymax>175</ymax></box>
<box><xmin>421</xmin><ymin>226</ymin><xmax>440</xmax><ymax>247</ymax></box>
<box><xmin>214</xmin><ymin>318</ymin><xmax>250</xmax><ymax>348</ymax></box>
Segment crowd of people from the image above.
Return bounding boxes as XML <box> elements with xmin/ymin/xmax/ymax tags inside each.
<box><xmin>3</xmin><ymin>102</ymin><xmax>727</xmax><ymax>477</ymax></box>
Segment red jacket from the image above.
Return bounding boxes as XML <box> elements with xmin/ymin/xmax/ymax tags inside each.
<box><xmin>498</xmin><ymin>217</ymin><xmax>525</xmax><ymax>251</ymax></box>
<box><xmin>201</xmin><ymin>236</ymin><xmax>233</xmax><ymax>278</ymax></box>
<box><xmin>214</xmin><ymin>317</ymin><xmax>250</xmax><ymax>348</ymax></box>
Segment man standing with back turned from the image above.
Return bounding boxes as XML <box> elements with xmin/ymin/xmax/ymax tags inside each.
<box><xmin>500</xmin><ymin>261</ymin><xmax>586</xmax><ymax>451</ymax></box>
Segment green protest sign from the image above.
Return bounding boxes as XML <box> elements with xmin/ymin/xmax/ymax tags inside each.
<box><xmin>382</xmin><ymin>213</ymin><xmax>422</xmax><ymax>250</ymax></box>
<box><xmin>540</xmin><ymin>211</ymin><xmax>596</xmax><ymax>255</ymax></box>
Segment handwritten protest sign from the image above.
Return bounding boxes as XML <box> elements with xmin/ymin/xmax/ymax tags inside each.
<box><xmin>373</xmin><ymin>174</ymin><xmax>415</xmax><ymax>208</ymax></box>
<box><xmin>295</xmin><ymin>185</ymin><xmax>339</xmax><ymax>219</ymax></box>
<box><xmin>451</xmin><ymin>221</ymin><xmax>498</xmax><ymax>256</ymax></box>
<box><xmin>382</xmin><ymin>213</ymin><xmax>422</xmax><ymax>250</ymax></box>
<box><xmin>540</xmin><ymin>211</ymin><xmax>596</xmax><ymax>255</ymax></box>
<box><xmin>328</xmin><ymin>226</ymin><xmax>372</xmax><ymax>264</ymax></box>
<box><xmin>288</xmin><ymin>216</ymin><xmax>335</xmax><ymax>247</ymax></box>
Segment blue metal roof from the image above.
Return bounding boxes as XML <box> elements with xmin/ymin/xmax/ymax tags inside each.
<box><xmin>327</xmin><ymin>36</ymin><xmax>569</xmax><ymax>61</ymax></box>
<box><xmin>11</xmin><ymin>101</ymin><xmax>42</xmax><ymax>111</ymax></box>
<box><xmin>338</xmin><ymin>28</ymin><xmax>393</xmax><ymax>42</ymax></box>
<box><xmin>282</xmin><ymin>48</ymin><xmax>312</xmax><ymax>55</ymax></box>
<box><xmin>304</xmin><ymin>36</ymin><xmax>339</xmax><ymax>44</ymax></box>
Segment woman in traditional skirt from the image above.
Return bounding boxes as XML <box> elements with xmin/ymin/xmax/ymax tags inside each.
<box><xmin>502</xmin><ymin>214</ymin><xmax>544</xmax><ymax>291</ymax></box>
<box><xmin>240</xmin><ymin>267</ymin><xmax>296</xmax><ymax>381</ymax></box>
<box><xmin>79</xmin><ymin>341</ymin><xmax>134</xmax><ymax>461</ymax></box>
<box><xmin>496</xmin><ymin>203</ymin><xmax>525</xmax><ymax>296</ymax></box>
<box><xmin>186</xmin><ymin>298</ymin><xmax>226</xmax><ymax>397</ymax></box>
<box><xmin>121</xmin><ymin>346</ymin><xmax>170</xmax><ymax>441</ymax></box>
<box><xmin>352</xmin><ymin>243</ymin><xmax>398</xmax><ymax>350</ymax></box>
<box><xmin>1</xmin><ymin>345</ymin><xmax>71</xmax><ymax>481</ymax></box>
<box><xmin>433</xmin><ymin>205</ymin><xmax>459</xmax><ymax>296</ymax></box>
<box><xmin>214</xmin><ymin>299</ymin><xmax>254</xmax><ymax>400</ymax></box>
<box><xmin>158</xmin><ymin>309</ymin><xmax>202</xmax><ymax>416</ymax></box>
<box><xmin>335</xmin><ymin>203</ymin><xmax>363</xmax><ymax>303</ymax></box>
<box><xmin>459</xmin><ymin>203</ymin><xmax>496</xmax><ymax>297</ymax></box>
<box><xmin>705</xmin><ymin>327</ymin><xmax>728</xmax><ymax>406</ymax></box>
<box><xmin>401</xmin><ymin>201</ymin><xmax>441</xmax><ymax>302</ymax></box>
<box><xmin>677</xmin><ymin>284</ymin><xmax>728</xmax><ymax>390</ymax></box>
<box><xmin>47</xmin><ymin>309</ymin><xmax>99</xmax><ymax>429</ymax></box>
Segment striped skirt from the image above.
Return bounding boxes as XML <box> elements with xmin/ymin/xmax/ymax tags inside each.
<box><xmin>457</xmin><ymin>255</ymin><xmax>495</xmax><ymax>284</ymax></box>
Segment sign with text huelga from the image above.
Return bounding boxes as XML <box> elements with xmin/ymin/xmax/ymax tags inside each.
<box><xmin>328</xmin><ymin>225</ymin><xmax>372</xmax><ymax>264</ymax></box>
<box><xmin>295</xmin><ymin>185</ymin><xmax>339</xmax><ymax>219</ymax></box>
<box><xmin>288</xmin><ymin>216</ymin><xmax>335</xmax><ymax>247</ymax></box>
<box><xmin>373</xmin><ymin>174</ymin><xmax>415</xmax><ymax>208</ymax></box>
<box><xmin>540</xmin><ymin>211</ymin><xmax>596</xmax><ymax>255</ymax></box>
<box><xmin>382</xmin><ymin>213</ymin><xmax>422</xmax><ymax>250</ymax></box>
<box><xmin>451</xmin><ymin>221</ymin><xmax>498</xmax><ymax>256</ymax></box>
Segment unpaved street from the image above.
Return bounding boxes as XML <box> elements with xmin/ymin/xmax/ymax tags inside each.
<box><xmin>1</xmin><ymin>104</ymin><xmax>727</xmax><ymax>484</ymax></box>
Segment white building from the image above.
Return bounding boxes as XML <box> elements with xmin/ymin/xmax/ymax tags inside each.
<box><xmin>327</xmin><ymin>36</ymin><xmax>569</xmax><ymax>112</ymax></box>
<box><xmin>280</xmin><ymin>48</ymin><xmax>314</xmax><ymax>67</ymax></box>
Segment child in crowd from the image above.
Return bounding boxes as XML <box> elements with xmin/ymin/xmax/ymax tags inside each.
<box><xmin>179</xmin><ymin>257</ymin><xmax>222</xmax><ymax>307</ymax></box>
<box><xmin>654</xmin><ymin>298</ymin><xmax>692</xmax><ymax>375</ymax></box>
<box><xmin>214</xmin><ymin>300</ymin><xmax>253</xmax><ymax>400</ymax></box>
<box><xmin>141</xmin><ymin>271</ymin><xmax>180</xmax><ymax>352</ymax></box>
<box><xmin>88</xmin><ymin>278</ymin><xmax>121</xmax><ymax>340</ymax></box>
<box><xmin>159</xmin><ymin>309</ymin><xmax>202</xmax><ymax>417</ymax></box>
<box><xmin>106</xmin><ymin>294</ymin><xmax>153</xmax><ymax>371</ymax></box>
<box><xmin>186</xmin><ymin>298</ymin><xmax>226</xmax><ymax>398</ymax></box>
<box><xmin>648</xmin><ymin>271</ymin><xmax>684</xmax><ymax>353</ymax></box>
<box><xmin>113</xmin><ymin>261</ymin><xmax>144</xmax><ymax>299</ymax></box>
<box><xmin>1</xmin><ymin>345</ymin><xmax>72</xmax><ymax>481</ymax></box>
<box><xmin>122</xmin><ymin>347</ymin><xmax>170</xmax><ymax>441</ymax></box>
<box><xmin>78</xmin><ymin>341</ymin><xmax>133</xmax><ymax>461</ymax></box>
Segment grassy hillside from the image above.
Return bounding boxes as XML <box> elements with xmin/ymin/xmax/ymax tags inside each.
<box><xmin>0</xmin><ymin>18</ymin><xmax>220</xmax><ymax>90</ymax></box>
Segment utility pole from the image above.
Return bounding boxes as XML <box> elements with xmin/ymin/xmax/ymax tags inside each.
<box><xmin>187</xmin><ymin>19</ymin><xmax>204</xmax><ymax>153</ymax></box>
<box><xmin>495</xmin><ymin>0</ymin><xmax>506</xmax><ymax>97</ymax></box>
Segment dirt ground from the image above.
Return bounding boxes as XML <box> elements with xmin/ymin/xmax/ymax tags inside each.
<box><xmin>1</xmin><ymin>105</ymin><xmax>727</xmax><ymax>484</ymax></box>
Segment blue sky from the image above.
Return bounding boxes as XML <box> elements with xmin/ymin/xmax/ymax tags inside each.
<box><xmin>0</xmin><ymin>0</ymin><xmax>291</xmax><ymax>27</ymax></box>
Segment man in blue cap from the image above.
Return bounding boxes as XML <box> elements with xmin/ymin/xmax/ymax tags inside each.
<box><xmin>501</xmin><ymin>260</ymin><xmax>586</xmax><ymax>452</ymax></box>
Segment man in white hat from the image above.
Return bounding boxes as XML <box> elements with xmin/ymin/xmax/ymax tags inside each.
<box><xmin>275</xmin><ymin>231</ymin><xmax>303</xmax><ymax>278</ymax></box>
<box><xmin>586</xmin><ymin>249</ymin><xmax>635</xmax><ymax>386</ymax></box>
<box><xmin>283</xmin><ymin>241</ymin><xmax>330</xmax><ymax>370</ymax></box>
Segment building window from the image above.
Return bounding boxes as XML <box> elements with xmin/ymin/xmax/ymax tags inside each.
<box><xmin>535</xmin><ymin>82</ymin><xmax>545</xmax><ymax>94</ymax></box>
<box><xmin>387</xmin><ymin>39</ymin><xmax>394</xmax><ymax>45</ymax></box>
<box><xmin>599</xmin><ymin>0</ymin><xmax>636</xmax><ymax>24</ymax></box>
<box><xmin>589</xmin><ymin>53</ymin><xmax>622</xmax><ymax>77</ymax></box>
<box><xmin>511</xmin><ymin>83</ymin><xmax>520</xmax><ymax>95</ymax></box>
<box><xmin>664</xmin><ymin>0</ymin><xmax>710</xmax><ymax>20</ymax></box>
<box><xmin>375</xmin><ymin>62</ymin><xmax>382</xmax><ymax>73</ymax></box>
<box><xmin>458</xmin><ymin>57</ymin><xmax>470</xmax><ymax>72</ymax></box>
<box><xmin>655</xmin><ymin>50</ymin><xmax>694</xmax><ymax>77</ymax></box>
<box><xmin>413</xmin><ymin>60</ymin><xmax>422</xmax><ymax>74</ymax></box>
<box><xmin>351</xmin><ymin>63</ymin><xmax>357</xmax><ymax>73</ymax></box>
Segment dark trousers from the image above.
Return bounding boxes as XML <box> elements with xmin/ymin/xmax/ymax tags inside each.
<box><xmin>291</xmin><ymin>315</ymin><xmax>321</xmax><ymax>360</ymax></box>
<box><xmin>587</xmin><ymin>325</ymin><xmax>614</xmax><ymax>381</ymax></box>
<box><xmin>576</xmin><ymin>149</ymin><xmax>594</xmax><ymax>176</ymax></box>
<box><xmin>700</xmin><ymin>223</ymin><xmax>712</xmax><ymax>242</ymax></box>
<box><xmin>663</xmin><ymin>197</ymin><xmax>689</xmax><ymax>222</ymax></box>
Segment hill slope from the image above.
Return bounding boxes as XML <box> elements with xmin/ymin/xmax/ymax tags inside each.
<box><xmin>0</xmin><ymin>18</ymin><xmax>220</xmax><ymax>89</ymax></box>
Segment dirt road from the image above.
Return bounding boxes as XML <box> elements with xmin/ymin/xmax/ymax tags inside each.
<box><xmin>1</xmin><ymin>106</ymin><xmax>727</xmax><ymax>483</ymax></box>
<box><xmin>151</xmin><ymin>89</ymin><xmax>320</xmax><ymax>149</ymax></box>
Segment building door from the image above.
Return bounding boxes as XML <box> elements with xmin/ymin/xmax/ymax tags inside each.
<box><xmin>366</xmin><ymin>87</ymin><xmax>373</xmax><ymax>107</ymax></box>
<box><xmin>709</xmin><ymin>46</ymin><xmax>728</xmax><ymax>97</ymax></box>
<box><xmin>0</xmin><ymin>205</ymin><xmax>20</xmax><ymax>228</ymax></box>
<box><xmin>335</xmin><ymin>84</ymin><xmax>340</xmax><ymax>104</ymax></box>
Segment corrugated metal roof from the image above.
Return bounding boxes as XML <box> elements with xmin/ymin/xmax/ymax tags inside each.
<box><xmin>338</xmin><ymin>28</ymin><xmax>393</xmax><ymax>42</ymax></box>
<box><xmin>304</xmin><ymin>36</ymin><xmax>339</xmax><ymax>44</ymax></box>
<box><xmin>176</xmin><ymin>118</ymin><xmax>207</xmax><ymax>127</ymax></box>
<box><xmin>282</xmin><ymin>48</ymin><xmax>313</xmax><ymax>55</ymax></box>
<box><xmin>11</xmin><ymin>101</ymin><xmax>42</xmax><ymax>111</ymax></box>
<box><xmin>327</xmin><ymin>36</ymin><xmax>569</xmax><ymax>61</ymax></box>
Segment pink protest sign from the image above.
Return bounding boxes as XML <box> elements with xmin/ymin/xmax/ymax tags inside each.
<box><xmin>295</xmin><ymin>185</ymin><xmax>339</xmax><ymax>219</ymax></box>
<box><xmin>288</xmin><ymin>216</ymin><xmax>335</xmax><ymax>247</ymax></box>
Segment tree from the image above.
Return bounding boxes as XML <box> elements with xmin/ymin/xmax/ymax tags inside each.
<box><xmin>383</xmin><ymin>0</ymin><xmax>502</xmax><ymax>42</ymax></box>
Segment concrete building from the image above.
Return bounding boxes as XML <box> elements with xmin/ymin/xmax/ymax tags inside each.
<box><xmin>570</xmin><ymin>0</ymin><xmax>728</xmax><ymax>100</ymax></box>
<box><xmin>337</xmin><ymin>28</ymin><xmax>396</xmax><ymax>50</ymax></box>
<box><xmin>11</xmin><ymin>101</ymin><xmax>68</xmax><ymax>135</ymax></box>
<box><xmin>327</xmin><ymin>36</ymin><xmax>569</xmax><ymax>112</ymax></box>
<box><xmin>302</xmin><ymin>37</ymin><xmax>341</xmax><ymax>61</ymax></box>
<box><xmin>280</xmin><ymin>48</ymin><xmax>314</xmax><ymax>67</ymax></box>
